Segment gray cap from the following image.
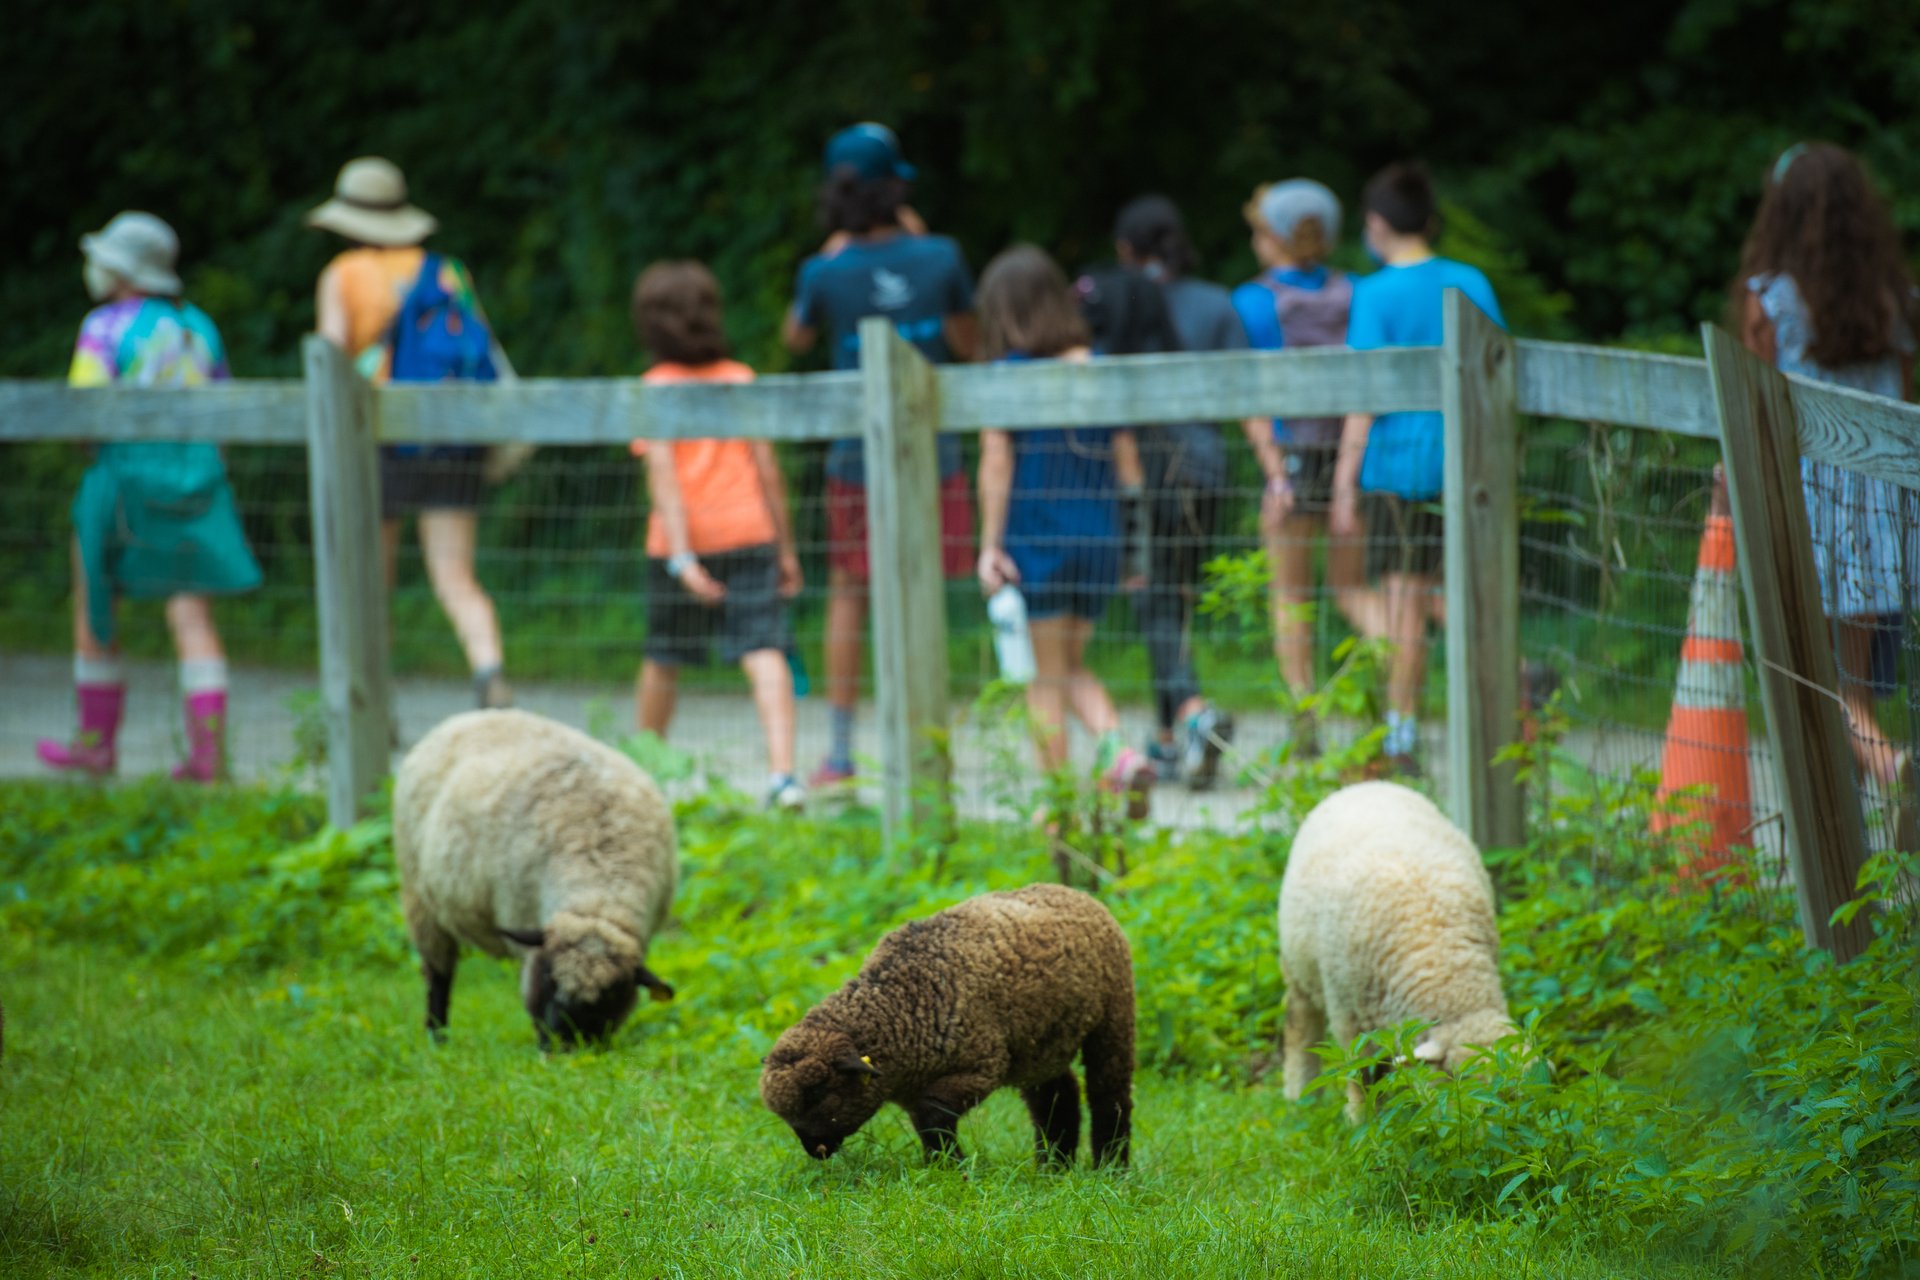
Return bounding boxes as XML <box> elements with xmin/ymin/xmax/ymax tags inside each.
<box><xmin>1255</xmin><ymin>179</ymin><xmax>1341</xmax><ymax>244</ymax></box>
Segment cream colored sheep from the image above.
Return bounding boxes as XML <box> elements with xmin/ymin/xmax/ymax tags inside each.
<box><xmin>393</xmin><ymin>709</ymin><xmax>678</xmax><ymax>1047</ymax></box>
<box><xmin>1277</xmin><ymin>780</ymin><xmax>1516</xmax><ymax>1119</ymax></box>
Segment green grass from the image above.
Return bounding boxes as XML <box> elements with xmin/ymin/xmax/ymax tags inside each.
<box><xmin>1</xmin><ymin>770</ymin><xmax>1913</xmax><ymax>1278</ymax></box>
<box><xmin>0</xmin><ymin>939</ymin><xmax>1719</xmax><ymax>1279</ymax></box>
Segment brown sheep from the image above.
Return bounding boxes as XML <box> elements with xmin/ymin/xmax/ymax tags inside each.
<box><xmin>760</xmin><ymin>883</ymin><xmax>1134</xmax><ymax>1168</ymax></box>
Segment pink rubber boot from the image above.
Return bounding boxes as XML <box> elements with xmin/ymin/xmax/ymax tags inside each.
<box><xmin>172</xmin><ymin>690</ymin><xmax>228</xmax><ymax>783</ymax></box>
<box><xmin>36</xmin><ymin>683</ymin><xmax>125</xmax><ymax>776</ymax></box>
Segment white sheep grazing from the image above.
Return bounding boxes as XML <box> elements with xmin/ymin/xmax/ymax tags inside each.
<box><xmin>1277</xmin><ymin>780</ymin><xmax>1517</xmax><ymax>1119</ymax></box>
<box><xmin>393</xmin><ymin>709</ymin><xmax>678</xmax><ymax>1048</ymax></box>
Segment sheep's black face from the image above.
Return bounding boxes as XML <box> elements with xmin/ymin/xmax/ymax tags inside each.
<box><xmin>544</xmin><ymin>977</ymin><xmax>639</xmax><ymax>1048</ymax></box>
<box><xmin>520</xmin><ymin>952</ymin><xmax>638</xmax><ymax>1049</ymax></box>
<box><xmin>760</xmin><ymin>1038</ymin><xmax>885</xmax><ymax>1160</ymax></box>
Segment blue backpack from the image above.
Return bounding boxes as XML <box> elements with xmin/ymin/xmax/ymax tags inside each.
<box><xmin>384</xmin><ymin>253</ymin><xmax>496</xmax><ymax>458</ymax></box>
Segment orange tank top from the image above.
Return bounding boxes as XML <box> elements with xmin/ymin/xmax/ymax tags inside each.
<box><xmin>319</xmin><ymin>247</ymin><xmax>427</xmax><ymax>359</ymax></box>
<box><xmin>637</xmin><ymin>361</ymin><xmax>779</xmax><ymax>556</ymax></box>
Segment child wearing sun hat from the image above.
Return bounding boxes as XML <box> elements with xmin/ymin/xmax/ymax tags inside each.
<box><xmin>38</xmin><ymin>211</ymin><xmax>261</xmax><ymax>781</ymax></box>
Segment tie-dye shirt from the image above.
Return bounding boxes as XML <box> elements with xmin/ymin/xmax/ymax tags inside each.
<box><xmin>69</xmin><ymin>296</ymin><xmax>230</xmax><ymax>388</ymax></box>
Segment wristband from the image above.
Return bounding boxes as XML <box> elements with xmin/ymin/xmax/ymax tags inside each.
<box><xmin>666</xmin><ymin>551</ymin><xmax>698</xmax><ymax>577</ymax></box>
<box><xmin>1265</xmin><ymin>475</ymin><xmax>1290</xmax><ymax>496</ymax></box>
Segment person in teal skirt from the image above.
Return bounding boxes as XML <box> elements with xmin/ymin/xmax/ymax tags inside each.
<box><xmin>36</xmin><ymin>212</ymin><xmax>261</xmax><ymax>781</ymax></box>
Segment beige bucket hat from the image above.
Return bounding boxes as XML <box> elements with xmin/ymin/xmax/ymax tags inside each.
<box><xmin>305</xmin><ymin>156</ymin><xmax>438</xmax><ymax>247</ymax></box>
<box><xmin>81</xmin><ymin>212</ymin><xmax>183</xmax><ymax>295</ymax></box>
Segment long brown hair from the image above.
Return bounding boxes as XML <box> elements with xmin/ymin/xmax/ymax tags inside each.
<box><xmin>1732</xmin><ymin>142</ymin><xmax>1915</xmax><ymax>367</ymax></box>
<box><xmin>977</xmin><ymin>244</ymin><xmax>1090</xmax><ymax>361</ymax></box>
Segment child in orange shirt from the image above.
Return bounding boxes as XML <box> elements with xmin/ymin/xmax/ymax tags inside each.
<box><xmin>632</xmin><ymin>262</ymin><xmax>805</xmax><ymax>809</ymax></box>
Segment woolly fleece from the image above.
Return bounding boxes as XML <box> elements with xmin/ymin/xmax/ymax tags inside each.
<box><xmin>1278</xmin><ymin>781</ymin><xmax>1515</xmax><ymax>1118</ymax></box>
<box><xmin>393</xmin><ymin>709</ymin><xmax>677</xmax><ymax>1039</ymax></box>
<box><xmin>761</xmin><ymin>883</ymin><xmax>1135</xmax><ymax>1167</ymax></box>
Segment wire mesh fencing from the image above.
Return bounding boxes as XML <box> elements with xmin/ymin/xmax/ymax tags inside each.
<box><xmin>1516</xmin><ymin>412</ymin><xmax>1920</xmax><ymax>917</ymax></box>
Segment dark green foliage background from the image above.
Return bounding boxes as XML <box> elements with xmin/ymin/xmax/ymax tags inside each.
<box><xmin>5</xmin><ymin>0</ymin><xmax>1916</xmax><ymax>697</ymax></box>
<box><xmin>7</xmin><ymin>0</ymin><xmax>1920</xmax><ymax>380</ymax></box>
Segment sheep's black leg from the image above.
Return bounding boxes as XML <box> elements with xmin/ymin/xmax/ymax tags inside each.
<box><xmin>1020</xmin><ymin>1073</ymin><xmax>1082</xmax><ymax>1168</ymax></box>
<box><xmin>424</xmin><ymin>961</ymin><xmax>455</xmax><ymax>1041</ymax></box>
<box><xmin>1083</xmin><ymin>1015</ymin><xmax>1135</xmax><ymax>1169</ymax></box>
<box><xmin>908</xmin><ymin>1074</ymin><xmax>994</xmax><ymax>1163</ymax></box>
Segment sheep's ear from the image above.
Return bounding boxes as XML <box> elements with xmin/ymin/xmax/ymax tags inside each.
<box><xmin>834</xmin><ymin>1052</ymin><xmax>880</xmax><ymax>1077</ymax></box>
<box><xmin>498</xmin><ymin>926</ymin><xmax>546</xmax><ymax>949</ymax></box>
<box><xmin>1412</xmin><ymin>1038</ymin><xmax>1446</xmax><ymax>1065</ymax></box>
<box><xmin>637</xmin><ymin>964</ymin><xmax>675</xmax><ymax>1004</ymax></box>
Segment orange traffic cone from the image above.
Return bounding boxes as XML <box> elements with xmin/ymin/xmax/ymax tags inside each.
<box><xmin>1651</xmin><ymin>477</ymin><xmax>1753</xmax><ymax>877</ymax></box>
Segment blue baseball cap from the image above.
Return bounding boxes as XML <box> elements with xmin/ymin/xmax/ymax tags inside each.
<box><xmin>823</xmin><ymin>123</ymin><xmax>916</xmax><ymax>182</ymax></box>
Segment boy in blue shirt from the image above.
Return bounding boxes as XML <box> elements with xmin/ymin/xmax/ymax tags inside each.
<box><xmin>1329</xmin><ymin>162</ymin><xmax>1504</xmax><ymax>775</ymax></box>
<box><xmin>783</xmin><ymin>123</ymin><xmax>978</xmax><ymax>787</ymax></box>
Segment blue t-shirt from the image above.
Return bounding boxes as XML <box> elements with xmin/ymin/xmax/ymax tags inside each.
<box><xmin>792</xmin><ymin>232</ymin><xmax>974</xmax><ymax>484</ymax></box>
<box><xmin>1347</xmin><ymin>257</ymin><xmax>1504</xmax><ymax>499</ymax></box>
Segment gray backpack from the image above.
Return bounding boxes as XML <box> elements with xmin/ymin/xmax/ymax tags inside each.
<box><xmin>1254</xmin><ymin>270</ymin><xmax>1352</xmax><ymax>446</ymax></box>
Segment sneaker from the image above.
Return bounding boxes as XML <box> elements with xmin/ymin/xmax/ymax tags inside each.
<box><xmin>808</xmin><ymin>760</ymin><xmax>856</xmax><ymax>789</ymax></box>
<box><xmin>1145</xmin><ymin>739</ymin><xmax>1181</xmax><ymax>786</ymax></box>
<box><xmin>766</xmin><ymin>775</ymin><xmax>807</xmax><ymax>812</ymax></box>
<box><xmin>1101</xmin><ymin>747</ymin><xmax>1156</xmax><ymax>821</ymax></box>
<box><xmin>1182</xmin><ymin>705</ymin><xmax>1234</xmax><ymax>792</ymax></box>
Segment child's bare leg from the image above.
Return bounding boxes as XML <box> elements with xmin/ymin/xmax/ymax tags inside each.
<box><xmin>1383</xmin><ymin>572</ymin><xmax>1429</xmax><ymax>720</ymax></box>
<box><xmin>823</xmin><ymin>571</ymin><xmax>865</xmax><ymax>711</ymax></box>
<box><xmin>740</xmin><ymin>648</ymin><xmax>797</xmax><ymax>777</ymax></box>
<box><xmin>1059</xmin><ymin>618</ymin><xmax>1120</xmax><ymax>738</ymax></box>
<box><xmin>419</xmin><ymin>510</ymin><xmax>502</xmax><ymax>673</ymax></box>
<box><xmin>637</xmin><ymin>660</ymin><xmax>677</xmax><ymax>737</ymax></box>
<box><xmin>1268</xmin><ymin>516</ymin><xmax>1321</xmax><ymax>696</ymax></box>
<box><xmin>1836</xmin><ymin>620</ymin><xmax>1898</xmax><ymax>785</ymax></box>
<box><xmin>69</xmin><ymin>538</ymin><xmax>115</xmax><ymax>661</ymax></box>
<box><xmin>164</xmin><ymin>594</ymin><xmax>224</xmax><ymax>663</ymax></box>
<box><xmin>1327</xmin><ymin>511</ymin><xmax>1381</xmax><ymax>637</ymax></box>
<box><xmin>1027</xmin><ymin>618</ymin><xmax>1075</xmax><ymax>770</ymax></box>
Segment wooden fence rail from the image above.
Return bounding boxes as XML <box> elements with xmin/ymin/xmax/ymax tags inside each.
<box><xmin>7</xmin><ymin>290</ymin><xmax>1919</xmax><ymax>960</ymax></box>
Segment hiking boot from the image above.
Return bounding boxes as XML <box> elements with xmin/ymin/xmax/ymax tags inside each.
<box><xmin>1182</xmin><ymin>705</ymin><xmax>1234</xmax><ymax>791</ymax></box>
<box><xmin>1101</xmin><ymin>747</ymin><xmax>1155</xmax><ymax>821</ymax></box>
<box><xmin>171</xmin><ymin>690</ymin><xmax>228</xmax><ymax>783</ymax></box>
<box><xmin>475</xmin><ymin>669</ymin><xmax>514</xmax><ymax>710</ymax></box>
<box><xmin>36</xmin><ymin>682</ymin><xmax>125</xmax><ymax>777</ymax></box>
<box><xmin>1145</xmin><ymin>738</ymin><xmax>1182</xmax><ymax>786</ymax></box>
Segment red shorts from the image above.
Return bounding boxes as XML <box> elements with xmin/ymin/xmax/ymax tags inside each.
<box><xmin>826</xmin><ymin>474</ymin><xmax>975</xmax><ymax>582</ymax></box>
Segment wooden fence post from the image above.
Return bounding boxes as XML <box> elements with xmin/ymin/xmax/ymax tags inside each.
<box><xmin>303</xmin><ymin>335</ymin><xmax>392</xmax><ymax>828</ymax></box>
<box><xmin>1441</xmin><ymin>290</ymin><xmax>1523</xmax><ymax>851</ymax></box>
<box><xmin>1702</xmin><ymin>325</ymin><xmax>1872</xmax><ymax>961</ymax></box>
<box><xmin>858</xmin><ymin>318</ymin><xmax>953</xmax><ymax>842</ymax></box>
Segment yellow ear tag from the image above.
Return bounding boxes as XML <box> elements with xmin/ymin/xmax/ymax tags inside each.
<box><xmin>860</xmin><ymin>1055</ymin><xmax>872</xmax><ymax>1066</ymax></box>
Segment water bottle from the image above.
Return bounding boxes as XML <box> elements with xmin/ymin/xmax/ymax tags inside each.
<box><xmin>987</xmin><ymin>585</ymin><xmax>1036</xmax><ymax>685</ymax></box>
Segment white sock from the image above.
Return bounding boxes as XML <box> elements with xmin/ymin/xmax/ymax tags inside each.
<box><xmin>180</xmin><ymin>659</ymin><xmax>229</xmax><ymax>695</ymax></box>
<box><xmin>75</xmin><ymin>655</ymin><xmax>125</xmax><ymax>686</ymax></box>
<box><xmin>1385</xmin><ymin>710</ymin><xmax>1418</xmax><ymax>756</ymax></box>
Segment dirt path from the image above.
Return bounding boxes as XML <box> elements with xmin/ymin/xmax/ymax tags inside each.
<box><xmin>0</xmin><ymin>651</ymin><xmax>1784</xmax><ymax>851</ymax></box>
